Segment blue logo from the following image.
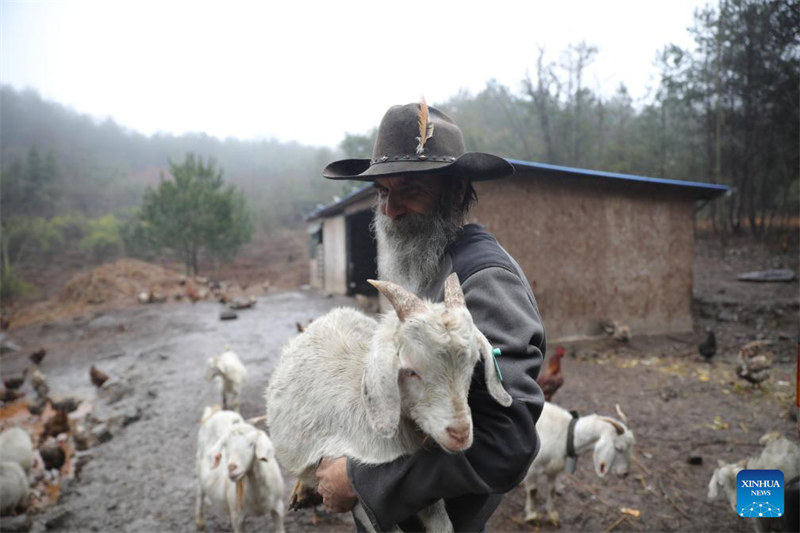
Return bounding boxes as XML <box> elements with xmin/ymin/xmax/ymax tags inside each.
<box><xmin>737</xmin><ymin>469</ymin><xmax>784</xmax><ymax>518</ymax></box>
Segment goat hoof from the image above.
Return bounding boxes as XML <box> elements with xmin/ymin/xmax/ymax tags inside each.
<box><xmin>195</xmin><ymin>518</ymin><xmax>206</xmax><ymax>531</ymax></box>
<box><xmin>524</xmin><ymin>511</ymin><xmax>540</xmax><ymax>523</ymax></box>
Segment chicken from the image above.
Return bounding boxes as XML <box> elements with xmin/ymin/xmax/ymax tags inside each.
<box><xmin>90</xmin><ymin>365</ymin><xmax>110</xmax><ymax>387</ymax></box>
<box><xmin>537</xmin><ymin>345</ymin><xmax>565</xmax><ymax>401</ymax></box>
<box><xmin>735</xmin><ymin>340</ymin><xmax>772</xmax><ymax>388</ymax></box>
<box><xmin>0</xmin><ymin>388</ymin><xmax>26</xmax><ymax>403</ymax></box>
<box><xmin>39</xmin><ymin>436</ymin><xmax>67</xmax><ymax>471</ymax></box>
<box><xmin>186</xmin><ymin>280</ymin><xmax>201</xmax><ymax>303</ymax></box>
<box><xmin>29</xmin><ymin>367</ymin><xmax>49</xmax><ymax>399</ymax></box>
<box><xmin>698</xmin><ymin>327</ymin><xmax>716</xmax><ymax>362</ymax></box>
<box><xmin>602</xmin><ymin>320</ymin><xmax>631</xmax><ymax>342</ymax></box>
<box><xmin>27</xmin><ymin>397</ymin><xmax>48</xmax><ymax>416</ymax></box>
<box><xmin>3</xmin><ymin>368</ymin><xmax>27</xmax><ymax>390</ymax></box>
<box><xmin>29</xmin><ymin>347</ymin><xmax>47</xmax><ymax>365</ymax></box>
<box><xmin>228</xmin><ymin>295</ymin><xmax>256</xmax><ymax>310</ymax></box>
<box><xmin>42</xmin><ymin>407</ymin><xmax>70</xmax><ymax>438</ymax></box>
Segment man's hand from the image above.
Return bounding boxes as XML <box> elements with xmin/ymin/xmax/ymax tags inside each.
<box><xmin>316</xmin><ymin>457</ymin><xmax>358</xmax><ymax>513</ymax></box>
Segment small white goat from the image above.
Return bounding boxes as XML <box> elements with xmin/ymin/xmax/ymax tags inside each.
<box><xmin>708</xmin><ymin>432</ymin><xmax>800</xmax><ymax>532</ymax></box>
<box><xmin>195</xmin><ymin>408</ymin><xmax>285</xmax><ymax>533</ymax></box>
<box><xmin>0</xmin><ymin>461</ymin><xmax>29</xmax><ymax>515</ymax></box>
<box><xmin>0</xmin><ymin>427</ymin><xmax>34</xmax><ymax>476</ymax></box>
<box><xmin>523</xmin><ymin>402</ymin><xmax>635</xmax><ymax>525</ymax></box>
<box><xmin>205</xmin><ymin>349</ymin><xmax>248</xmax><ymax>412</ymax></box>
<box><xmin>265</xmin><ymin>273</ymin><xmax>511</xmax><ymax>532</ymax></box>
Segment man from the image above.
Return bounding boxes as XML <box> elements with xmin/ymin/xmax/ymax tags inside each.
<box><xmin>316</xmin><ymin>99</ymin><xmax>546</xmax><ymax>532</ymax></box>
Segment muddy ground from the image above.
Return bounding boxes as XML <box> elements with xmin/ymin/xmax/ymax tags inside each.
<box><xmin>0</xmin><ymin>234</ymin><xmax>798</xmax><ymax>533</ymax></box>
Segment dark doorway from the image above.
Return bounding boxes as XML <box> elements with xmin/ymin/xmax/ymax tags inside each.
<box><xmin>346</xmin><ymin>210</ymin><xmax>378</xmax><ymax>295</ymax></box>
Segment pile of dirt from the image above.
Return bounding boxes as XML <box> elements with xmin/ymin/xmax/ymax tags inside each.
<box><xmin>55</xmin><ymin>259</ymin><xmax>183</xmax><ymax>306</ymax></box>
<box><xmin>8</xmin><ymin>258</ymin><xmax>272</xmax><ymax>329</ymax></box>
<box><xmin>6</xmin><ymin>229</ymin><xmax>308</xmax><ymax>330</ymax></box>
<box><xmin>9</xmin><ymin>259</ymin><xmax>183</xmax><ymax>328</ymax></box>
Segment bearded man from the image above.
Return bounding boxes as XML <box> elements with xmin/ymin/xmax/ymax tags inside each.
<box><xmin>316</xmin><ymin>100</ymin><xmax>546</xmax><ymax>532</ymax></box>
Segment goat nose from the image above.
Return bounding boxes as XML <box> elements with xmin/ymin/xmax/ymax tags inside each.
<box><xmin>446</xmin><ymin>424</ymin><xmax>470</xmax><ymax>444</ymax></box>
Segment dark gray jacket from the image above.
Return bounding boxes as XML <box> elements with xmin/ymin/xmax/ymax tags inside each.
<box><xmin>348</xmin><ymin>224</ymin><xmax>546</xmax><ymax>532</ymax></box>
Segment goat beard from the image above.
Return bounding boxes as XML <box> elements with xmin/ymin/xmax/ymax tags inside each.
<box><xmin>236</xmin><ymin>477</ymin><xmax>245</xmax><ymax>511</ymax></box>
<box><xmin>371</xmin><ymin>204</ymin><xmax>462</xmax><ymax>295</ymax></box>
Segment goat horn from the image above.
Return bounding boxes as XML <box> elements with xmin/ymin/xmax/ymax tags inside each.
<box><xmin>246</xmin><ymin>415</ymin><xmax>267</xmax><ymax>426</ymax></box>
<box><xmin>443</xmin><ymin>272</ymin><xmax>466</xmax><ymax>309</ymax></box>
<box><xmin>615</xmin><ymin>403</ymin><xmax>629</xmax><ymax>424</ymax></box>
<box><xmin>601</xmin><ymin>417</ymin><xmax>625</xmax><ymax>435</ymax></box>
<box><xmin>368</xmin><ymin>279</ymin><xmax>425</xmax><ymax>322</ymax></box>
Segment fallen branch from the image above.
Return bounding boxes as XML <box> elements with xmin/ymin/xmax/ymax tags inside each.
<box><xmin>603</xmin><ymin>514</ymin><xmax>628</xmax><ymax>533</ymax></box>
<box><xmin>632</xmin><ymin>454</ymin><xmax>651</xmax><ymax>475</ymax></box>
<box><xmin>656</xmin><ymin>479</ymin><xmax>691</xmax><ymax>521</ymax></box>
<box><xmin>568</xmin><ymin>475</ymin><xmax>613</xmax><ymax>507</ymax></box>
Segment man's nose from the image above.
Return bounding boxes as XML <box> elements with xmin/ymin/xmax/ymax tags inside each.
<box><xmin>383</xmin><ymin>194</ymin><xmax>406</xmax><ymax>220</ymax></box>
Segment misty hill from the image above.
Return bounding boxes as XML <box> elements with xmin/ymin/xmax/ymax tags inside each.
<box><xmin>0</xmin><ymin>85</ymin><xmax>353</xmax><ymax>231</ymax></box>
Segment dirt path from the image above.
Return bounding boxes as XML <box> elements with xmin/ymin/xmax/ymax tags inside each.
<box><xmin>0</xmin><ymin>235</ymin><xmax>797</xmax><ymax>532</ymax></box>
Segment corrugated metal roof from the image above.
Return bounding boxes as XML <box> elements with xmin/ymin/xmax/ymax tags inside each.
<box><xmin>509</xmin><ymin>159</ymin><xmax>729</xmax><ymax>200</ymax></box>
<box><xmin>307</xmin><ymin>159</ymin><xmax>730</xmax><ymax>220</ymax></box>
<box><xmin>306</xmin><ymin>185</ymin><xmax>373</xmax><ymax>221</ymax></box>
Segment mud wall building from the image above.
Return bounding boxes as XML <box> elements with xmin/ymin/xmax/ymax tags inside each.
<box><xmin>307</xmin><ymin>160</ymin><xmax>727</xmax><ymax>340</ymax></box>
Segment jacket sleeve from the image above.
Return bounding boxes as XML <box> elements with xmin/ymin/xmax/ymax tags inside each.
<box><xmin>348</xmin><ymin>266</ymin><xmax>546</xmax><ymax>531</ymax></box>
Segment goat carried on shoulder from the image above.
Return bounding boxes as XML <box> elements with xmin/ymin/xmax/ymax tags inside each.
<box><xmin>523</xmin><ymin>402</ymin><xmax>635</xmax><ymax>526</ymax></box>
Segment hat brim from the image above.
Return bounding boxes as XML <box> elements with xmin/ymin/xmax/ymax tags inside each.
<box><xmin>322</xmin><ymin>152</ymin><xmax>514</xmax><ymax>182</ymax></box>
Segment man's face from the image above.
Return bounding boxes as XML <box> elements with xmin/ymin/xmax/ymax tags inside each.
<box><xmin>374</xmin><ymin>175</ymin><xmax>444</xmax><ymax>220</ymax></box>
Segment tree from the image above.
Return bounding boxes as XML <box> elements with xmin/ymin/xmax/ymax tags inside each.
<box><xmin>658</xmin><ymin>0</ymin><xmax>799</xmax><ymax>235</ymax></box>
<box><xmin>134</xmin><ymin>153</ymin><xmax>253</xmax><ymax>275</ymax></box>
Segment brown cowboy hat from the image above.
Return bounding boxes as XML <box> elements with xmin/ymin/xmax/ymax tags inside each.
<box><xmin>322</xmin><ymin>101</ymin><xmax>514</xmax><ymax>181</ymax></box>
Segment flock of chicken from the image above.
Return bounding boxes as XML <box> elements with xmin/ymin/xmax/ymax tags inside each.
<box><xmin>537</xmin><ymin>327</ymin><xmax>775</xmax><ymax>408</ymax></box>
<box><xmin>697</xmin><ymin>327</ymin><xmax>775</xmax><ymax>388</ymax></box>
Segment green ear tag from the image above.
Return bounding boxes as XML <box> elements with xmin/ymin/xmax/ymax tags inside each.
<box><xmin>491</xmin><ymin>348</ymin><xmax>503</xmax><ymax>382</ymax></box>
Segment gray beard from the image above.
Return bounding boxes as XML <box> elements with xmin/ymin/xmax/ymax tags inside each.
<box><xmin>372</xmin><ymin>207</ymin><xmax>462</xmax><ymax>295</ymax></box>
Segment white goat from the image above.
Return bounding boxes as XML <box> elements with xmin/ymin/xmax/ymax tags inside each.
<box><xmin>0</xmin><ymin>461</ymin><xmax>29</xmax><ymax>515</ymax></box>
<box><xmin>265</xmin><ymin>273</ymin><xmax>511</xmax><ymax>533</ymax></box>
<box><xmin>205</xmin><ymin>349</ymin><xmax>248</xmax><ymax>412</ymax></box>
<box><xmin>195</xmin><ymin>408</ymin><xmax>285</xmax><ymax>533</ymax></box>
<box><xmin>708</xmin><ymin>432</ymin><xmax>800</xmax><ymax>533</ymax></box>
<box><xmin>524</xmin><ymin>401</ymin><xmax>635</xmax><ymax>525</ymax></box>
<box><xmin>0</xmin><ymin>427</ymin><xmax>34</xmax><ymax>476</ymax></box>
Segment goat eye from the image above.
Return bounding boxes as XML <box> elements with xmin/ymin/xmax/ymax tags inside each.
<box><xmin>402</xmin><ymin>368</ymin><xmax>418</xmax><ymax>378</ymax></box>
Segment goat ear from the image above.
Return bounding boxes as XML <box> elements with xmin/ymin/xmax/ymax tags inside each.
<box><xmin>255</xmin><ymin>432</ymin><xmax>271</xmax><ymax>463</ymax></box>
<box><xmin>209</xmin><ymin>435</ymin><xmax>226</xmax><ymax>469</ymax></box>
<box><xmin>362</xmin><ymin>340</ymin><xmax>401</xmax><ymax>438</ymax></box>
<box><xmin>368</xmin><ymin>279</ymin><xmax>425</xmax><ymax>322</ymax></box>
<box><xmin>443</xmin><ymin>273</ymin><xmax>466</xmax><ymax>309</ymax></box>
<box><xmin>476</xmin><ymin>331</ymin><xmax>512</xmax><ymax>407</ymax></box>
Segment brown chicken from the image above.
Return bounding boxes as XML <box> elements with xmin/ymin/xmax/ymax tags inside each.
<box><xmin>90</xmin><ymin>365</ymin><xmax>110</xmax><ymax>387</ymax></box>
<box><xmin>186</xmin><ymin>280</ymin><xmax>202</xmax><ymax>303</ymax></box>
<box><xmin>735</xmin><ymin>340</ymin><xmax>772</xmax><ymax>388</ymax></box>
<box><xmin>42</xmin><ymin>407</ymin><xmax>70</xmax><ymax>438</ymax></box>
<box><xmin>537</xmin><ymin>345</ymin><xmax>566</xmax><ymax>401</ymax></box>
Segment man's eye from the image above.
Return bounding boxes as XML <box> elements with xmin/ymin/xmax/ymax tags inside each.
<box><xmin>376</xmin><ymin>187</ymin><xmax>388</xmax><ymax>198</ymax></box>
